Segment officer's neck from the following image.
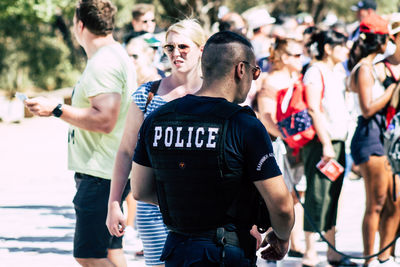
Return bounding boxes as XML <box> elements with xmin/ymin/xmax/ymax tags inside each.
<box><xmin>195</xmin><ymin>79</ymin><xmax>236</xmax><ymax>102</ymax></box>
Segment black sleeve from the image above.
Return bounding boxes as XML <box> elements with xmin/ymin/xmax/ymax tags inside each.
<box><xmin>132</xmin><ymin>116</ymin><xmax>152</xmax><ymax>167</ymax></box>
<box><xmin>230</xmin><ymin>113</ymin><xmax>282</xmax><ymax>182</ymax></box>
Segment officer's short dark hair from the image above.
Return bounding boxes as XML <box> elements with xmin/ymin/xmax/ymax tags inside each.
<box><xmin>202</xmin><ymin>31</ymin><xmax>254</xmax><ymax>80</ymax></box>
<box><xmin>75</xmin><ymin>0</ymin><xmax>116</xmax><ymax>36</ymax></box>
<box><xmin>204</xmin><ymin>31</ymin><xmax>252</xmax><ymax>49</ymax></box>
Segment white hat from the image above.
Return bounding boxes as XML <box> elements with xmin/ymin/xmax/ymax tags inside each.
<box><xmin>389</xmin><ymin>13</ymin><xmax>400</xmax><ymax>36</ymax></box>
<box><xmin>247</xmin><ymin>9</ymin><xmax>276</xmax><ymax>30</ymax></box>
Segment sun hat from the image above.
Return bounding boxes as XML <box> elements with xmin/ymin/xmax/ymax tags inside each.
<box><xmin>246</xmin><ymin>9</ymin><xmax>276</xmax><ymax>30</ymax></box>
<box><xmin>359</xmin><ymin>13</ymin><xmax>389</xmax><ymax>34</ymax></box>
<box><xmin>351</xmin><ymin>0</ymin><xmax>377</xmax><ymax>11</ymax></box>
<box><xmin>389</xmin><ymin>13</ymin><xmax>400</xmax><ymax>36</ymax></box>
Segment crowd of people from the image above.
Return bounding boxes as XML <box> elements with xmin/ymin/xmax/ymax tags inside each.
<box><xmin>23</xmin><ymin>0</ymin><xmax>400</xmax><ymax>266</ymax></box>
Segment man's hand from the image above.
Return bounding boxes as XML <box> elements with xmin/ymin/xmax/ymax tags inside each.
<box><xmin>25</xmin><ymin>97</ymin><xmax>59</xmax><ymax>117</ymax></box>
<box><xmin>250</xmin><ymin>225</ymin><xmax>263</xmax><ymax>250</ymax></box>
<box><xmin>259</xmin><ymin>229</ymin><xmax>289</xmax><ymax>261</ymax></box>
<box><xmin>106</xmin><ymin>202</ymin><xmax>126</xmax><ymax>237</ymax></box>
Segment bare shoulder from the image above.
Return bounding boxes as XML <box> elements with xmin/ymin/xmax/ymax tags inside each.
<box><xmin>259</xmin><ymin>71</ymin><xmax>286</xmax><ymax>97</ymax></box>
<box><xmin>374</xmin><ymin>61</ymin><xmax>386</xmax><ymax>82</ymax></box>
<box><xmin>357</xmin><ymin>63</ymin><xmax>374</xmax><ymax>80</ymax></box>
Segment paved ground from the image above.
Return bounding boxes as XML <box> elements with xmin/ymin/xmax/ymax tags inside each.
<box><xmin>0</xmin><ymin>117</ymin><xmax>399</xmax><ymax>266</ymax></box>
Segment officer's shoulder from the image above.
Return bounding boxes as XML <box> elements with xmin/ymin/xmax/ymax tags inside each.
<box><xmin>230</xmin><ymin>105</ymin><xmax>261</xmax><ymax>127</ymax></box>
<box><xmin>231</xmin><ymin>105</ymin><xmax>257</xmax><ymax>119</ymax></box>
<box><xmin>211</xmin><ymin>101</ymin><xmax>256</xmax><ymax>120</ymax></box>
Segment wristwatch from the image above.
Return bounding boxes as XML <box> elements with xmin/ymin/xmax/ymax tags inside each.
<box><xmin>52</xmin><ymin>104</ymin><xmax>63</xmax><ymax>117</ymax></box>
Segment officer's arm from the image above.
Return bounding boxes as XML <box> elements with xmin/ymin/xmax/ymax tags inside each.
<box><xmin>254</xmin><ymin>175</ymin><xmax>294</xmax><ymax>241</ymax></box>
<box><xmin>131</xmin><ymin>162</ymin><xmax>158</xmax><ymax>205</ymax></box>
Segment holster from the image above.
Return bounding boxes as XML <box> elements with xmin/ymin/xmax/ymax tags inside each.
<box><xmin>236</xmin><ymin>228</ymin><xmax>257</xmax><ymax>266</ymax></box>
<box><xmin>254</xmin><ymin>192</ymin><xmax>271</xmax><ymax>233</ymax></box>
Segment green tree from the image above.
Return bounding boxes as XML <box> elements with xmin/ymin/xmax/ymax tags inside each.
<box><xmin>0</xmin><ymin>0</ymin><xmax>135</xmax><ymax>94</ymax></box>
<box><xmin>0</xmin><ymin>0</ymin><xmax>81</xmax><ymax>94</ymax></box>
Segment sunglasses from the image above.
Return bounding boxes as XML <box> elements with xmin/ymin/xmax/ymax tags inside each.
<box><xmin>141</xmin><ymin>19</ymin><xmax>155</xmax><ymax>24</ymax></box>
<box><xmin>286</xmin><ymin>51</ymin><xmax>302</xmax><ymax>58</ymax></box>
<box><xmin>241</xmin><ymin>61</ymin><xmax>261</xmax><ymax>80</ymax></box>
<box><xmin>129</xmin><ymin>54</ymin><xmax>138</xmax><ymax>60</ymax></box>
<box><xmin>163</xmin><ymin>43</ymin><xmax>191</xmax><ymax>55</ymax></box>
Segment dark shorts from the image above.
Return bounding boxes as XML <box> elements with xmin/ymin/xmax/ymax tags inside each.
<box><xmin>351</xmin><ymin>114</ymin><xmax>385</xmax><ymax>165</ymax></box>
<box><xmin>161</xmin><ymin>232</ymin><xmax>252</xmax><ymax>267</ymax></box>
<box><xmin>72</xmin><ymin>173</ymin><xmax>130</xmax><ymax>258</ymax></box>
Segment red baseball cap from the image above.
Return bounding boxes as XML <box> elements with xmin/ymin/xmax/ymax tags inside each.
<box><xmin>360</xmin><ymin>13</ymin><xmax>389</xmax><ymax>35</ymax></box>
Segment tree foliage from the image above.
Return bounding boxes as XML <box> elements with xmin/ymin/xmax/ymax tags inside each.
<box><xmin>0</xmin><ymin>0</ymin><xmax>80</xmax><ymax>93</ymax></box>
<box><xmin>1</xmin><ymin>0</ymin><xmax>400</xmax><ymax>94</ymax></box>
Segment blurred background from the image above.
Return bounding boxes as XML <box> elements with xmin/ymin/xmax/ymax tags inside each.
<box><xmin>1</xmin><ymin>0</ymin><xmax>400</xmax><ymax>102</ymax></box>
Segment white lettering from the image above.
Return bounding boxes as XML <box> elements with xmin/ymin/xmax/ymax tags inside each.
<box><xmin>256</xmin><ymin>153</ymin><xmax>275</xmax><ymax>171</ymax></box>
<box><xmin>175</xmin><ymin>127</ymin><xmax>184</xmax><ymax>147</ymax></box>
<box><xmin>195</xmin><ymin>127</ymin><xmax>205</xmax><ymax>148</ymax></box>
<box><xmin>165</xmin><ymin>127</ymin><xmax>173</xmax><ymax>147</ymax></box>
<box><xmin>153</xmin><ymin>126</ymin><xmax>162</xmax><ymax>147</ymax></box>
<box><xmin>186</xmin><ymin>127</ymin><xmax>193</xmax><ymax>147</ymax></box>
<box><xmin>206</xmin><ymin>127</ymin><xmax>219</xmax><ymax>148</ymax></box>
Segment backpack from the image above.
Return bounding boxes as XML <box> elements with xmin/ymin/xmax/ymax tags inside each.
<box><xmin>380</xmin><ymin>60</ymin><xmax>400</xmax><ymax>127</ymax></box>
<box><xmin>276</xmin><ymin>73</ymin><xmax>323</xmax><ymax>153</ymax></box>
<box><xmin>383</xmin><ymin>112</ymin><xmax>400</xmax><ymax>201</ymax></box>
<box><xmin>384</xmin><ymin>113</ymin><xmax>400</xmax><ymax>174</ymax></box>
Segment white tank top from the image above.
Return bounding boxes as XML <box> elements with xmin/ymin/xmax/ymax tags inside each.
<box><xmin>303</xmin><ymin>62</ymin><xmax>350</xmax><ymax>141</ymax></box>
<box><xmin>352</xmin><ymin>63</ymin><xmax>385</xmax><ymax>117</ymax></box>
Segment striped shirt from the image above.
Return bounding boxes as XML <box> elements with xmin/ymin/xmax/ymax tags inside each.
<box><xmin>132</xmin><ymin>81</ymin><xmax>168</xmax><ymax>266</ymax></box>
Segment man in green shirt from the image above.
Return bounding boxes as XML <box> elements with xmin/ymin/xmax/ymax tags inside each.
<box><xmin>25</xmin><ymin>1</ymin><xmax>136</xmax><ymax>266</ymax></box>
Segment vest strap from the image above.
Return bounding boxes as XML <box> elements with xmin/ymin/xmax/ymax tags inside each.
<box><xmin>170</xmin><ymin>228</ymin><xmax>240</xmax><ymax>247</ymax></box>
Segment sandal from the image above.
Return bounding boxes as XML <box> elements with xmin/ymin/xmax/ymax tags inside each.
<box><xmin>328</xmin><ymin>257</ymin><xmax>357</xmax><ymax>266</ymax></box>
<box><xmin>288</xmin><ymin>249</ymin><xmax>304</xmax><ymax>258</ymax></box>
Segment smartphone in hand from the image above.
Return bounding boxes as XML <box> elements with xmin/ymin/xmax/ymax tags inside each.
<box><xmin>15</xmin><ymin>92</ymin><xmax>28</xmax><ymax>102</ymax></box>
<box><xmin>316</xmin><ymin>159</ymin><xmax>344</xmax><ymax>182</ymax></box>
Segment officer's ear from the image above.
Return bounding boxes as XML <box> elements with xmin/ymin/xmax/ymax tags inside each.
<box><xmin>235</xmin><ymin>61</ymin><xmax>246</xmax><ymax>80</ymax></box>
<box><xmin>199</xmin><ymin>45</ymin><xmax>204</xmax><ymax>53</ymax></box>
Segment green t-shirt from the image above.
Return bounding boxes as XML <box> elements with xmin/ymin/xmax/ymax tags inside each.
<box><xmin>68</xmin><ymin>43</ymin><xmax>136</xmax><ymax>179</ymax></box>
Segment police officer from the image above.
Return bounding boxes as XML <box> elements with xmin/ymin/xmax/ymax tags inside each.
<box><xmin>131</xmin><ymin>31</ymin><xmax>294</xmax><ymax>266</ymax></box>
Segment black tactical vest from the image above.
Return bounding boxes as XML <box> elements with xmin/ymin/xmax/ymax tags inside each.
<box><xmin>146</xmin><ymin>98</ymin><xmax>268</xmax><ymax>233</ymax></box>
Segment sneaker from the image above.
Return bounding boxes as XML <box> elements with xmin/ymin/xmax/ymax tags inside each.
<box><xmin>378</xmin><ymin>257</ymin><xmax>400</xmax><ymax>266</ymax></box>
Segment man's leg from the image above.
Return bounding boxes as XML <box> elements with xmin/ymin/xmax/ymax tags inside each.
<box><xmin>75</xmin><ymin>258</ymin><xmax>115</xmax><ymax>267</ymax></box>
<box><xmin>73</xmin><ymin>174</ymin><xmax>127</xmax><ymax>267</ymax></box>
<box><xmin>108</xmin><ymin>248</ymin><xmax>126</xmax><ymax>267</ymax></box>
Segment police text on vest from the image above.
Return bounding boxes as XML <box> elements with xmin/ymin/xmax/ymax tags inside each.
<box><xmin>153</xmin><ymin>126</ymin><xmax>220</xmax><ymax>149</ymax></box>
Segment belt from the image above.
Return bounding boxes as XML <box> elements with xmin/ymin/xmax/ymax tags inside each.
<box><xmin>171</xmin><ymin>227</ymin><xmax>240</xmax><ymax>247</ymax></box>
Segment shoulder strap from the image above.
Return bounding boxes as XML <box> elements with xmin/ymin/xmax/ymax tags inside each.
<box><xmin>144</xmin><ymin>80</ymin><xmax>161</xmax><ymax>114</ymax></box>
<box><xmin>383</xmin><ymin>60</ymin><xmax>398</xmax><ymax>82</ymax></box>
<box><xmin>319</xmin><ymin>68</ymin><xmax>325</xmax><ymax>92</ymax></box>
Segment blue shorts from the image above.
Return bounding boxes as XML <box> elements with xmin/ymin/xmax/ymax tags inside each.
<box><xmin>351</xmin><ymin>114</ymin><xmax>385</xmax><ymax>165</ymax></box>
<box><xmin>161</xmin><ymin>232</ymin><xmax>252</xmax><ymax>267</ymax></box>
<box><xmin>73</xmin><ymin>173</ymin><xmax>130</xmax><ymax>258</ymax></box>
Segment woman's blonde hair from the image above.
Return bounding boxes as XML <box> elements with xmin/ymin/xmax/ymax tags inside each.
<box><xmin>166</xmin><ymin>19</ymin><xmax>207</xmax><ymax>47</ymax></box>
<box><xmin>269</xmin><ymin>38</ymin><xmax>302</xmax><ymax>70</ymax></box>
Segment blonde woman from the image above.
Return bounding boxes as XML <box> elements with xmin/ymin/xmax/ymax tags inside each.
<box><xmin>107</xmin><ymin>19</ymin><xmax>207</xmax><ymax>267</ymax></box>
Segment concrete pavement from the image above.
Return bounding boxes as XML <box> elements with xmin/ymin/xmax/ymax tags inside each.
<box><xmin>0</xmin><ymin>117</ymin><xmax>398</xmax><ymax>266</ymax></box>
